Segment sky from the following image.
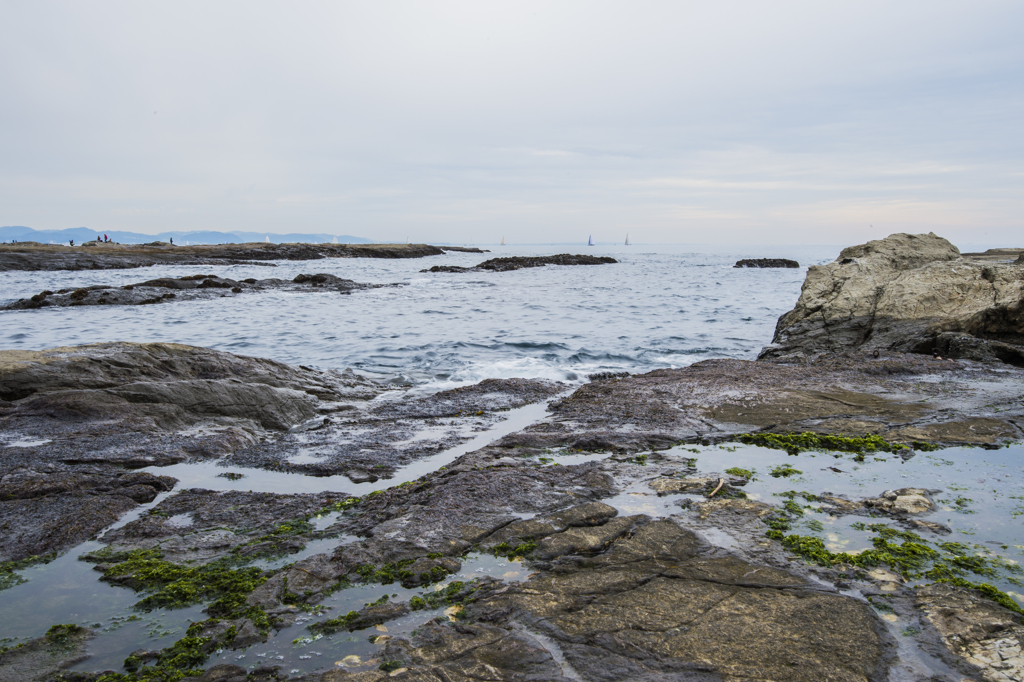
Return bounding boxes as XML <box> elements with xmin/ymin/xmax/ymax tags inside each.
<box><xmin>1</xmin><ymin>1</ymin><xmax>1022</xmax><ymax>246</ymax></box>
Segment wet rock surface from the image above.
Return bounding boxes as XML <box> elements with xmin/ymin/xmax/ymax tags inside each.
<box><xmin>367</xmin><ymin>518</ymin><xmax>890</xmax><ymax>682</ymax></box>
<box><xmin>916</xmin><ymin>583</ymin><xmax>1024</xmax><ymax>681</ymax></box>
<box><xmin>2</xmin><ymin>273</ymin><xmax>401</xmax><ymax>310</ymax></box>
<box><xmin>224</xmin><ymin>377</ymin><xmax>565</xmax><ymax>481</ymax></box>
<box><xmin>0</xmin><ymin>625</ymin><xmax>92</xmax><ymax>682</ymax></box>
<box><xmin>0</xmin><ymin>242</ymin><xmax>467</xmax><ymax>272</ymax></box>
<box><xmin>96</xmin><ymin>489</ymin><xmax>347</xmax><ymax>565</ymax></box>
<box><xmin>0</xmin><ymin>342</ymin><xmax>380</xmax><ymax>561</ymax></box>
<box><xmin>760</xmin><ymin>232</ymin><xmax>1024</xmax><ymax>364</ymax></box>
<box><xmin>734</xmin><ymin>257</ymin><xmax>800</xmax><ymax>268</ymax></box>
<box><xmin>517</xmin><ymin>351</ymin><xmax>1024</xmax><ymax>451</ymax></box>
<box><xmin>421</xmin><ymin>253</ymin><xmax>617</xmax><ymax>273</ymax></box>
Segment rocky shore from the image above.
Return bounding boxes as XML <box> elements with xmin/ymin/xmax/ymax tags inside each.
<box><xmin>2</xmin><ymin>273</ymin><xmax>401</xmax><ymax>310</ymax></box>
<box><xmin>760</xmin><ymin>233</ymin><xmax>1024</xmax><ymax>365</ymax></box>
<box><xmin>2</xmin><ymin>233</ymin><xmax>1024</xmax><ymax>682</ymax></box>
<box><xmin>0</xmin><ymin>242</ymin><xmax>482</xmax><ymax>272</ymax></box>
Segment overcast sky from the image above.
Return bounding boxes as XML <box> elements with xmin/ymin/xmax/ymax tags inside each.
<box><xmin>1</xmin><ymin>1</ymin><xmax>1022</xmax><ymax>245</ymax></box>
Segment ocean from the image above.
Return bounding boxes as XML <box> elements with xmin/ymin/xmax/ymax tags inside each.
<box><xmin>0</xmin><ymin>243</ymin><xmax>838</xmax><ymax>388</ymax></box>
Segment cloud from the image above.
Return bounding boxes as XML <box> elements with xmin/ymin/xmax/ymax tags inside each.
<box><xmin>0</xmin><ymin>0</ymin><xmax>1022</xmax><ymax>245</ymax></box>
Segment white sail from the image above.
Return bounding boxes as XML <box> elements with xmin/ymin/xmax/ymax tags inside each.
<box><xmin>265</xmin><ymin>236</ymin><xmax>270</xmax><ymax>243</ymax></box>
<box><xmin>588</xmin><ymin>235</ymin><xmax>594</xmax><ymax>246</ymax></box>
<box><xmin>625</xmin><ymin>234</ymin><xmax>630</xmax><ymax>246</ymax></box>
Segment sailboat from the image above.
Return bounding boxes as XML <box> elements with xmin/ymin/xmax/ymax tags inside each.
<box><xmin>588</xmin><ymin>235</ymin><xmax>594</xmax><ymax>246</ymax></box>
<box><xmin>625</xmin><ymin>234</ymin><xmax>631</xmax><ymax>246</ymax></box>
<box><xmin>500</xmin><ymin>236</ymin><xmax>505</xmax><ymax>246</ymax></box>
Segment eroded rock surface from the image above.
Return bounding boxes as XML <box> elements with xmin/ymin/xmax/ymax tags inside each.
<box><xmin>0</xmin><ymin>342</ymin><xmax>380</xmax><ymax>560</ymax></box>
<box><xmin>759</xmin><ymin>232</ymin><xmax>1024</xmax><ymax>364</ymax></box>
<box><xmin>224</xmin><ymin>377</ymin><xmax>565</xmax><ymax>481</ymax></box>
<box><xmin>501</xmin><ymin>352</ymin><xmax>1023</xmax><ymax>452</ymax></box>
<box><xmin>371</xmin><ymin>519</ymin><xmax>891</xmax><ymax>682</ymax></box>
<box><xmin>916</xmin><ymin>583</ymin><xmax>1024</xmax><ymax>681</ymax></box>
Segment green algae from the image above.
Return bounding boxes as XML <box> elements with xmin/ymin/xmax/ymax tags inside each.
<box><xmin>94</xmin><ymin>624</ymin><xmax>214</xmax><ymax>682</ymax></box>
<box><xmin>0</xmin><ymin>553</ymin><xmax>55</xmax><ymax>590</ymax></box>
<box><xmin>44</xmin><ymin>624</ymin><xmax>85</xmax><ymax>646</ymax></box>
<box><xmin>92</xmin><ymin>549</ymin><xmax>268</xmax><ymax>617</ymax></box>
<box><xmin>308</xmin><ymin>611</ymin><xmax>360</xmax><ymax>635</ymax></box>
<box><xmin>769</xmin><ymin>464</ymin><xmax>802</xmax><ymax>478</ymax></box>
<box><xmin>764</xmin><ymin>509</ymin><xmax>1024</xmax><ymax>614</ymax></box>
<box><xmin>491</xmin><ymin>539</ymin><xmax>537</xmax><ymax>559</ymax></box>
<box><xmin>409</xmin><ymin>580</ymin><xmax>479</xmax><ymax>611</ymax></box>
<box><xmin>724</xmin><ymin>467</ymin><xmax>755</xmax><ymax>480</ymax></box>
<box><xmin>736</xmin><ymin>432</ymin><xmax>928</xmax><ymax>456</ymax></box>
<box><xmin>356</xmin><ymin>560</ymin><xmax>415</xmax><ymax>585</ymax></box>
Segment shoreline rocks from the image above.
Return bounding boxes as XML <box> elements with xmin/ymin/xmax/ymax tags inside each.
<box><xmin>759</xmin><ymin>232</ymin><xmax>1024</xmax><ymax>365</ymax></box>
<box><xmin>0</xmin><ymin>242</ymin><xmax>483</xmax><ymax>272</ymax></box>
<box><xmin>2</xmin><ymin>273</ymin><xmax>401</xmax><ymax>310</ymax></box>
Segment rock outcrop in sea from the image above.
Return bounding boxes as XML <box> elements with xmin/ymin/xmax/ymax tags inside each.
<box><xmin>2</xmin><ymin>273</ymin><xmax>401</xmax><ymax>310</ymax></box>
<box><xmin>759</xmin><ymin>232</ymin><xmax>1024</xmax><ymax>365</ymax></box>
<box><xmin>734</xmin><ymin>258</ymin><xmax>799</xmax><ymax>268</ymax></box>
<box><xmin>0</xmin><ymin>241</ymin><xmax>482</xmax><ymax>272</ymax></box>
<box><xmin>421</xmin><ymin>253</ymin><xmax>617</xmax><ymax>273</ymax></box>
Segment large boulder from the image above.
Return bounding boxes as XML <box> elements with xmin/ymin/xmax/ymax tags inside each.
<box><xmin>759</xmin><ymin>233</ymin><xmax>1024</xmax><ymax>364</ymax></box>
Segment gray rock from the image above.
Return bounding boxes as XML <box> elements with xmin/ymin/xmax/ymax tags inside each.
<box><xmin>759</xmin><ymin>232</ymin><xmax>1024</xmax><ymax>364</ymax></box>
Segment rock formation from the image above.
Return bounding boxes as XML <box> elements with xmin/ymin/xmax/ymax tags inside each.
<box><xmin>759</xmin><ymin>232</ymin><xmax>1024</xmax><ymax>365</ymax></box>
<box><xmin>734</xmin><ymin>258</ymin><xmax>799</xmax><ymax>268</ymax></box>
<box><xmin>0</xmin><ymin>242</ymin><xmax>481</xmax><ymax>272</ymax></box>
<box><xmin>421</xmin><ymin>253</ymin><xmax>617</xmax><ymax>273</ymax></box>
<box><xmin>2</xmin><ymin>273</ymin><xmax>399</xmax><ymax>310</ymax></box>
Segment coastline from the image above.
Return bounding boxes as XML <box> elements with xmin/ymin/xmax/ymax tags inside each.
<box><xmin>2</xmin><ymin>233</ymin><xmax>1024</xmax><ymax>681</ymax></box>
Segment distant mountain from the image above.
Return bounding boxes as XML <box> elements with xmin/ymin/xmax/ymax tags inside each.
<box><xmin>0</xmin><ymin>226</ymin><xmax>374</xmax><ymax>245</ymax></box>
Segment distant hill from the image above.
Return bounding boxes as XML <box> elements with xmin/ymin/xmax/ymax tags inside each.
<box><xmin>0</xmin><ymin>226</ymin><xmax>374</xmax><ymax>245</ymax></box>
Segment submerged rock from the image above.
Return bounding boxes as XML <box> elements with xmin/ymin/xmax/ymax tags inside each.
<box><xmin>759</xmin><ymin>232</ymin><xmax>1024</xmax><ymax>365</ymax></box>
<box><xmin>862</xmin><ymin>488</ymin><xmax>935</xmax><ymax>515</ymax></box>
<box><xmin>0</xmin><ymin>624</ymin><xmax>92</xmax><ymax>682</ymax></box>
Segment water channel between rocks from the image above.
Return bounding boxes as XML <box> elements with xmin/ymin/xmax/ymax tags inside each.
<box><xmin>2</xmin><ymin>425</ymin><xmax>1023</xmax><ymax>677</ymax></box>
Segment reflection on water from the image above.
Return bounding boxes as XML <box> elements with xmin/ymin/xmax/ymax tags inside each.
<box><xmin>667</xmin><ymin>442</ymin><xmax>1024</xmax><ymax>601</ymax></box>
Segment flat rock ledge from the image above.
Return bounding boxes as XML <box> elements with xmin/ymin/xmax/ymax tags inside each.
<box><xmin>0</xmin><ymin>242</ymin><xmax>484</xmax><ymax>272</ymax></box>
<box><xmin>421</xmin><ymin>253</ymin><xmax>617</xmax><ymax>273</ymax></box>
<box><xmin>2</xmin><ymin>273</ymin><xmax>399</xmax><ymax>310</ymax></box>
<box><xmin>734</xmin><ymin>258</ymin><xmax>800</xmax><ymax>268</ymax></box>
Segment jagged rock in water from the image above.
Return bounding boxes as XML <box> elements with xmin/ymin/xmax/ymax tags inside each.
<box><xmin>759</xmin><ymin>232</ymin><xmax>1024</xmax><ymax>365</ymax></box>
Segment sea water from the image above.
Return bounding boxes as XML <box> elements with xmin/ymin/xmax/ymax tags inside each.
<box><xmin>0</xmin><ymin>244</ymin><xmax>836</xmax><ymax>387</ymax></box>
